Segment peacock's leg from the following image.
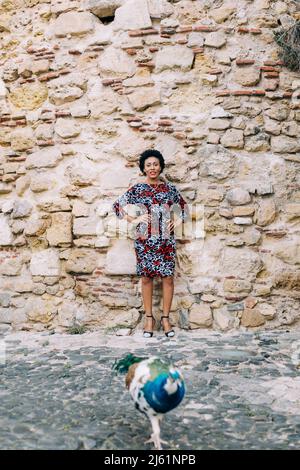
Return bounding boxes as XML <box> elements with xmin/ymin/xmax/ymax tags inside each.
<box><xmin>145</xmin><ymin>415</ymin><xmax>168</xmax><ymax>450</ymax></box>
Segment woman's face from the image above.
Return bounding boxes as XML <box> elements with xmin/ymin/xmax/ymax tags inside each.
<box><xmin>144</xmin><ymin>157</ymin><xmax>161</xmax><ymax>179</ymax></box>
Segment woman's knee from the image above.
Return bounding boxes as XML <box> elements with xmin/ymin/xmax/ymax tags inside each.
<box><xmin>162</xmin><ymin>276</ymin><xmax>174</xmax><ymax>286</ymax></box>
<box><xmin>142</xmin><ymin>276</ymin><xmax>153</xmax><ymax>286</ymax></box>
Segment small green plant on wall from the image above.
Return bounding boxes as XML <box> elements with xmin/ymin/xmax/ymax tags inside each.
<box><xmin>274</xmin><ymin>21</ymin><xmax>300</xmax><ymax>71</ymax></box>
<box><xmin>67</xmin><ymin>322</ymin><xmax>87</xmax><ymax>335</ymax></box>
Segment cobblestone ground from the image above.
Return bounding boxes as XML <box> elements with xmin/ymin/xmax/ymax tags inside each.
<box><xmin>0</xmin><ymin>328</ymin><xmax>300</xmax><ymax>450</ymax></box>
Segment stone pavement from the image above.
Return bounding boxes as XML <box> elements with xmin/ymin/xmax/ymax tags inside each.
<box><xmin>0</xmin><ymin>328</ymin><xmax>300</xmax><ymax>450</ymax></box>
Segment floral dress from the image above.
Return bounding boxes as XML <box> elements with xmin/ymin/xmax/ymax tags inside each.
<box><xmin>112</xmin><ymin>181</ymin><xmax>189</xmax><ymax>278</ymax></box>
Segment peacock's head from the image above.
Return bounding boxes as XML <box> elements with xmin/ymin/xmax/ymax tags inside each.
<box><xmin>163</xmin><ymin>368</ymin><xmax>184</xmax><ymax>395</ymax></box>
<box><xmin>169</xmin><ymin>370</ymin><xmax>181</xmax><ymax>381</ymax></box>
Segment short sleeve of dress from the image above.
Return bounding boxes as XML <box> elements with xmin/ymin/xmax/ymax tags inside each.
<box><xmin>112</xmin><ymin>186</ymin><xmax>136</xmax><ymax>220</ymax></box>
<box><xmin>172</xmin><ymin>186</ymin><xmax>189</xmax><ymax>222</ymax></box>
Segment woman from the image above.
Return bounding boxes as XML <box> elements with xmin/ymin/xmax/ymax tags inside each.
<box><xmin>112</xmin><ymin>149</ymin><xmax>189</xmax><ymax>338</ymax></box>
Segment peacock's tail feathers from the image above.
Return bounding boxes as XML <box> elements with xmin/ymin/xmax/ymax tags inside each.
<box><xmin>112</xmin><ymin>353</ymin><xmax>146</xmax><ymax>374</ymax></box>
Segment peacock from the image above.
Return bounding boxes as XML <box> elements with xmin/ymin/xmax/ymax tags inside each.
<box><xmin>113</xmin><ymin>353</ymin><xmax>185</xmax><ymax>450</ymax></box>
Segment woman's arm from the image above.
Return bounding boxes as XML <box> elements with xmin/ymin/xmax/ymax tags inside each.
<box><xmin>165</xmin><ymin>186</ymin><xmax>190</xmax><ymax>235</ymax></box>
<box><xmin>173</xmin><ymin>186</ymin><xmax>189</xmax><ymax>222</ymax></box>
<box><xmin>112</xmin><ymin>187</ymin><xmax>149</xmax><ymax>225</ymax></box>
<box><xmin>112</xmin><ymin>187</ymin><xmax>135</xmax><ymax>220</ymax></box>
<box><xmin>123</xmin><ymin>213</ymin><xmax>135</xmax><ymax>223</ymax></box>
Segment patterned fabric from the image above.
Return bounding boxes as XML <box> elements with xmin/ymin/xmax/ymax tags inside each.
<box><xmin>112</xmin><ymin>182</ymin><xmax>189</xmax><ymax>278</ymax></box>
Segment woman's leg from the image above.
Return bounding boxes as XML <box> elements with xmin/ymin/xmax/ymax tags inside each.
<box><xmin>142</xmin><ymin>276</ymin><xmax>154</xmax><ymax>331</ymax></box>
<box><xmin>161</xmin><ymin>276</ymin><xmax>174</xmax><ymax>332</ymax></box>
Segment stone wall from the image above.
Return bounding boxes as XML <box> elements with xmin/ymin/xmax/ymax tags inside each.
<box><xmin>0</xmin><ymin>0</ymin><xmax>299</xmax><ymax>334</ymax></box>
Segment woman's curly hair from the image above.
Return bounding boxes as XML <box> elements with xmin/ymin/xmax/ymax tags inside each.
<box><xmin>139</xmin><ymin>149</ymin><xmax>165</xmax><ymax>175</ymax></box>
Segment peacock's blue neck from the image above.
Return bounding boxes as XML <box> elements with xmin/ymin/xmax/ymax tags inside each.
<box><xmin>142</xmin><ymin>374</ymin><xmax>185</xmax><ymax>414</ymax></box>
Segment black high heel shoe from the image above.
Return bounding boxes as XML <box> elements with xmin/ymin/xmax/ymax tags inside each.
<box><xmin>160</xmin><ymin>315</ymin><xmax>175</xmax><ymax>338</ymax></box>
<box><xmin>143</xmin><ymin>314</ymin><xmax>155</xmax><ymax>338</ymax></box>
